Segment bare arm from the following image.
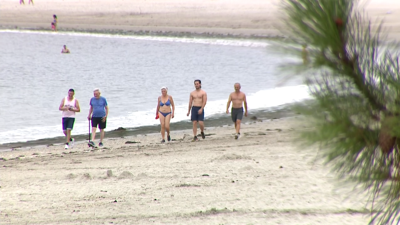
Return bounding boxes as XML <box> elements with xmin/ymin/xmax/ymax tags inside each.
<box><xmin>72</xmin><ymin>99</ymin><xmax>81</xmax><ymax>112</ymax></box>
<box><xmin>59</xmin><ymin>98</ymin><xmax>66</xmax><ymax>111</ymax></box>
<box><xmin>243</xmin><ymin>94</ymin><xmax>248</xmax><ymax>116</ymax></box>
<box><xmin>226</xmin><ymin>94</ymin><xmax>232</xmax><ymax>113</ymax></box>
<box><xmin>170</xmin><ymin>96</ymin><xmax>175</xmax><ymax>118</ymax></box>
<box><xmin>201</xmin><ymin>92</ymin><xmax>207</xmax><ymax>109</ymax></box>
<box><xmin>104</xmin><ymin>106</ymin><xmax>109</xmax><ymax>118</ymax></box>
<box><xmin>87</xmin><ymin>106</ymin><xmax>93</xmax><ymax>120</ymax></box>
<box><xmin>187</xmin><ymin>93</ymin><xmax>193</xmax><ymax>116</ymax></box>
<box><xmin>156</xmin><ymin>97</ymin><xmax>160</xmax><ymax>114</ymax></box>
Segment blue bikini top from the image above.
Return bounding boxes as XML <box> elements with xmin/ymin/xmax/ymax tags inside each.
<box><xmin>160</xmin><ymin>98</ymin><xmax>171</xmax><ymax>107</ymax></box>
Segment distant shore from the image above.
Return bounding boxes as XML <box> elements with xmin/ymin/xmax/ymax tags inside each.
<box><xmin>1</xmin><ymin>0</ymin><xmax>399</xmax><ymax>40</ymax></box>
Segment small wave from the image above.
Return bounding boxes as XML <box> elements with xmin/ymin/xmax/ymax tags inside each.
<box><xmin>0</xmin><ymin>85</ymin><xmax>310</xmax><ymax>144</ymax></box>
<box><xmin>0</xmin><ymin>29</ymin><xmax>270</xmax><ymax>47</ymax></box>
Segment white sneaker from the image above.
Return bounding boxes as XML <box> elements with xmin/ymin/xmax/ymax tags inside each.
<box><xmin>70</xmin><ymin>138</ymin><xmax>75</xmax><ymax>148</ymax></box>
<box><xmin>65</xmin><ymin>144</ymin><xmax>69</xmax><ymax>149</ymax></box>
<box><xmin>235</xmin><ymin>133</ymin><xmax>240</xmax><ymax>140</ymax></box>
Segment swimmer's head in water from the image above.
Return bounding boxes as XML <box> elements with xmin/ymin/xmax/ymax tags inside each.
<box><xmin>194</xmin><ymin>79</ymin><xmax>201</xmax><ymax>89</ymax></box>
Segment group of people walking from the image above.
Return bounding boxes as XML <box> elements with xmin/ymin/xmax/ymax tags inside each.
<box><xmin>59</xmin><ymin>80</ymin><xmax>248</xmax><ymax>149</ymax></box>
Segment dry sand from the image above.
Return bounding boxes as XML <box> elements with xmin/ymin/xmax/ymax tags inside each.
<box><xmin>1</xmin><ymin>0</ymin><xmax>399</xmax><ymax>224</ymax></box>
<box><xmin>0</xmin><ymin>117</ymin><xmax>370</xmax><ymax>224</ymax></box>
<box><xmin>0</xmin><ymin>0</ymin><xmax>399</xmax><ymax>39</ymax></box>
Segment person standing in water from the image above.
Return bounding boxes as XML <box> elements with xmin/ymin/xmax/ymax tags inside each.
<box><xmin>226</xmin><ymin>83</ymin><xmax>248</xmax><ymax>139</ymax></box>
<box><xmin>187</xmin><ymin>79</ymin><xmax>207</xmax><ymax>142</ymax></box>
<box><xmin>87</xmin><ymin>88</ymin><xmax>108</xmax><ymax>147</ymax></box>
<box><xmin>156</xmin><ymin>87</ymin><xmax>175</xmax><ymax>143</ymax></box>
<box><xmin>53</xmin><ymin>15</ymin><xmax>58</xmax><ymax>31</ymax></box>
<box><xmin>61</xmin><ymin>45</ymin><xmax>70</xmax><ymax>53</ymax></box>
<box><xmin>59</xmin><ymin>89</ymin><xmax>81</xmax><ymax>149</ymax></box>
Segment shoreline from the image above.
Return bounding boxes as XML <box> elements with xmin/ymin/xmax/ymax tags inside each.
<box><xmin>0</xmin><ymin>105</ymin><xmax>297</xmax><ymax>151</ymax></box>
<box><xmin>0</xmin><ymin>25</ymin><xmax>287</xmax><ymax>40</ymax></box>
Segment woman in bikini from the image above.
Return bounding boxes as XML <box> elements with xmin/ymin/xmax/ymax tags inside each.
<box><xmin>156</xmin><ymin>87</ymin><xmax>175</xmax><ymax>143</ymax></box>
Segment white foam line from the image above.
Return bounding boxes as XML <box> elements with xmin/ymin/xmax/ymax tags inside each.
<box><xmin>0</xmin><ymin>29</ymin><xmax>270</xmax><ymax>47</ymax></box>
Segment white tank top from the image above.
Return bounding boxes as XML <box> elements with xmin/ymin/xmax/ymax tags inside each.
<box><xmin>62</xmin><ymin>97</ymin><xmax>76</xmax><ymax>118</ymax></box>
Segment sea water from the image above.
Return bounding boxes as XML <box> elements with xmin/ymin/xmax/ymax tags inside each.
<box><xmin>0</xmin><ymin>30</ymin><xmax>310</xmax><ymax>144</ymax></box>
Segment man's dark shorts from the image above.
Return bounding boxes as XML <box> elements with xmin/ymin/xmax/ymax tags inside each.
<box><xmin>91</xmin><ymin>117</ymin><xmax>107</xmax><ymax>129</ymax></box>
<box><xmin>191</xmin><ymin>106</ymin><xmax>204</xmax><ymax>121</ymax></box>
<box><xmin>62</xmin><ymin>117</ymin><xmax>75</xmax><ymax>130</ymax></box>
<box><xmin>231</xmin><ymin>107</ymin><xmax>244</xmax><ymax>122</ymax></box>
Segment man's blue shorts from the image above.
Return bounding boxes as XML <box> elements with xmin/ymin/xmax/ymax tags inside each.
<box><xmin>62</xmin><ymin>117</ymin><xmax>75</xmax><ymax>130</ymax></box>
<box><xmin>191</xmin><ymin>106</ymin><xmax>204</xmax><ymax>121</ymax></box>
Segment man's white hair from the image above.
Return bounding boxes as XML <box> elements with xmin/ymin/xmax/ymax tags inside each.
<box><xmin>93</xmin><ymin>88</ymin><xmax>101</xmax><ymax>93</ymax></box>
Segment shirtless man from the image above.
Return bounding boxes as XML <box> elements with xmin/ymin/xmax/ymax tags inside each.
<box><xmin>187</xmin><ymin>79</ymin><xmax>207</xmax><ymax>142</ymax></box>
<box><xmin>61</xmin><ymin>45</ymin><xmax>70</xmax><ymax>53</ymax></box>
<box><xmin>226</xmin><ymin>83</ymin><xmax>248</xmax><ymax>139</ymax></box>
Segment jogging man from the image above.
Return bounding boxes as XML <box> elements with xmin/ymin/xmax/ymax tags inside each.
<box><xmin>87</xmin><ymin>88</ymin><xmax>108</xmax><ymax>147</ymax></box>
<box><xmin>187</xmin><ymin>79</ymin><xmax>207</xmax><ymax>142</ymax></box>
<box><xmin>59</xmin><ymin>89</ymin><xmax>80</xmax><ymax>149</ymax></box>
<box><xmin>226</xmin><ymin>83</ymin><xmax>248</xmax><ymax>139</ymax></box>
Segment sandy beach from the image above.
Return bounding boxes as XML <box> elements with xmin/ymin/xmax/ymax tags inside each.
<box><xmin>1</xmin><ymin>0</ymin><xmax>400</xmax><ymax>224</ymax></box>
<box><xmin>1</xmin><ymin>0</ymin><xmax>399</xmax><ymax>39</ymax></box>
<box><xmin>0</xmin><ymin>117</ymin><xmax>371</xmax><ymax>224</ymax></box>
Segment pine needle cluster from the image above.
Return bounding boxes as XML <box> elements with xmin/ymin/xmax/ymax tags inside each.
<box><xmin>282</xmin><ymin>0</ymin><xmax>400</xmax><ymax>223</ymax></box>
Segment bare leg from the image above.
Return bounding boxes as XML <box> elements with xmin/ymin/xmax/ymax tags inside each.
<box><xmin>91</xmin><ymin>127</ymin><xmax>97</xmax><ymax>141</ymax></box>
<box><xmin>100</xmin><ymin>129</ymin><xmax>105</xmax><ymax>143</ymax></box>
<box><xmin>192</xmin><ymin>121</ymin><xmax>198</xmax><ymax>137</ymax></box>
<box><xmin>66</xmin><ymin>129</ymin><xmax>71</xmax><ymax>143</ymax></box>
<box><xmin>63</xmin><ymin>130</ymin><xmax>67</xmax><ymax>142</ymax></box>
<box><xmin>235</xmin><ymin>120</ymin><xmax>241</xmax><ymax>134</ymax></box>
<box><xmin>165</xmin><ymin>114</ymin><xmax>172</xmax><ymax>137</ymax></box>
<box><xmin>199</xmin><ymin>121</ymin><xmax>205</xmax><ymax>133</ymax></box>
<box><xmin>159</xmin><ymin>113</ymin><xmax>166</xmax><ymax>140</ymax></box>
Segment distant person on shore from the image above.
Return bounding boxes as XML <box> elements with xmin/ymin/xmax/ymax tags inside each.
<box><xmin>53</xmin><ymin>15</ymin><xmax>58</xmax><ymax>31</ymax></box>
<box><xmin>87</xmin><ymin>88</ymin><xmax>108</xmax><ymax>147</ymax></box>
<box><xmin>226</xmin><ymin>83</ymin><xmax>248</xmax><ymax>139</ymax></box>
<box><xmin>59</xmin><ymin>89</ymin><xmax>81</xmax><ymax>149</ymax></box>
<box><xmin>156</xmin><ymin>87</ymin><xmax>175</xmax><ymax>143</ymax></box>
<box><xmin>187</xmin><ymin>79</ymin><xmax>207</xmax><ymax>142</ymax></box>
<box><xmin>61</xmin><ymin>45</ymin><xmax>70</xmax><ymax>53</ymax></box>
<box><xmin>20</xmin><ymin>0</ymin><xmax>25</xmax><ymax>5</ymax></box>
<box><xmin>51</xmin><ymin>22</ymin><xmax>56</xmax><ymax>31</ymax></box>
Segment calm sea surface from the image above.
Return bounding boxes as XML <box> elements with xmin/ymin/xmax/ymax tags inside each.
<box><xmin>0</xmin><ymin>30</ymin><xmax>309</xmax><ymax>144</ymax></box>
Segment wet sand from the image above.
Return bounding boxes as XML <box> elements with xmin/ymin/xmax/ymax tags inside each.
<box><xmin>0</xmin><ymin>106</ymin><xmax>296</xmax><ymax>151</ymax></box>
